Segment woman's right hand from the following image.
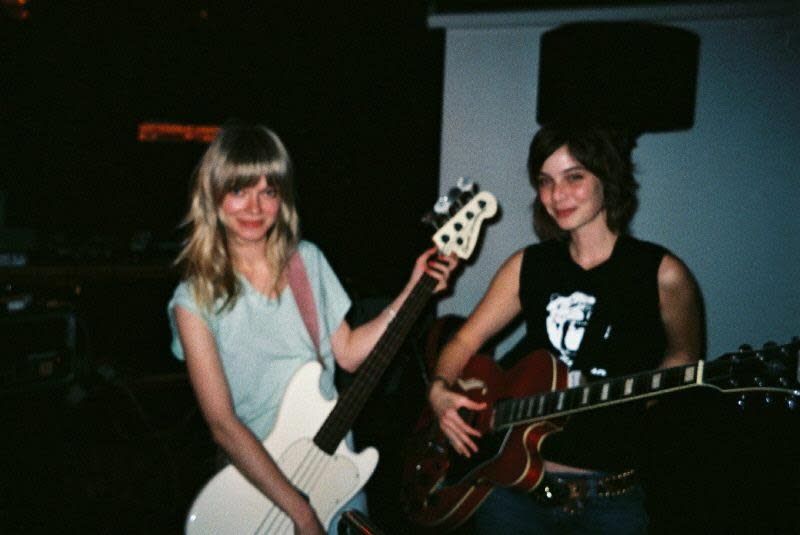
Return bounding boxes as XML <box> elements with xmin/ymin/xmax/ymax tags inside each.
<box><xmin>292</xmin><ymin>502</ymin><xmax>325</xmax><ymax>535</ymax></box>
<box><xmin>428</xmin><ymin>381</ymin><xmax>486</xmax><ymax>458</ymax></box>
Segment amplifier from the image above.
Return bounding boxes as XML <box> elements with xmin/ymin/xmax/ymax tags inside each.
<box><xmin>0</xmin><ymin>306</ymin><xmax>79</xmax><ymax>393</ymax></box>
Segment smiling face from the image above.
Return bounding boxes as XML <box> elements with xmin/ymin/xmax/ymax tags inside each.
<box><xmin>535</xmin><ymin>144</ymin><xmax>607</xmax><ymax>234</ymax></box>
<box><xmin>219</xmin><ymin>175</ymin><xmax>281</xmax><ymax>245</ymax></box>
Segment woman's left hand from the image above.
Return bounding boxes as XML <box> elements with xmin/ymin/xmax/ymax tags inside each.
<box><xmin>411</xmin><ymin>246</ymin><xmax>460</xmax><ymax>293</ymax></box>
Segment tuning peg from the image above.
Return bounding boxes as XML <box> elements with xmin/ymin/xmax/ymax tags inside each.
<box><xmin>456</xmin><ymin>176</ymin><xmax>475</xmax><ymax>192</ymax></box>
<box><xmin>421</xmin><ymin>212</ymin><xmax>441</xmax><ymax>230</ymax></box>
<box><xmin>456</xmin><ymin>177</ymin><xmax>476</xmax><ymax>202</ymax></box>
<box><xmin>433</xmin><ymin>195</ymin><xmax>451</xmax><ymax>215</ymax></box>
<box><xmin>446</xmin><ymin>189</ymin><xmax>465</xmax><ymax>215</ymax></box>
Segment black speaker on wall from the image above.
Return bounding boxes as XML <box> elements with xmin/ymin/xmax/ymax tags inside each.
<box><xmin>537</xmin><ymin>22</ymin><xmax>700</xmax><ymax>134</ymax></box>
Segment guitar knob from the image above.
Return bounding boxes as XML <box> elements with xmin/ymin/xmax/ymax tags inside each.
<box><xmin>728</xmin><ymin>377</ymin><xmax>739</xmax><ymax>387</ymax></box>
<box><xmin>786</xmin><ymin>396</ymin><xmax>798</xmax><ymax>410</ymax></box>
<box><xmin>737</xmin><ymin>395</ymin><xmax>747</xmax><ymax>410</ymax></box>
<box><xmin>764</xmin><ymin>394</ymin><xmax>774</xmax><ymax>406</ymax></box>
<box><xmin>754</xmin><ymin>377</ymin><xmax>765</xmax><ymax>387</ymax></box>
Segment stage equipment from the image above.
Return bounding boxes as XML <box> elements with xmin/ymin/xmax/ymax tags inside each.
<box><xmin>537</xmin><ymin>22</ymin><xmax>700</xmax><ymax>134</ymax></box>
<box><xmin>0</xmin><ymin>305</ymin><xmax>79</xmax><ymax>393</ymax></box>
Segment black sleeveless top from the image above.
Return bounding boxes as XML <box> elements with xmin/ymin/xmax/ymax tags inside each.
<box><xmin>518</xmin><ymin>235</ymin><xmax>668</xmax><ymax>471</ymax></box>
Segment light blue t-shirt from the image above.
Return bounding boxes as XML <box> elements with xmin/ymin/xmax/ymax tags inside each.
<box><xmin>168</xmin><ymin>240</ymin><xmax>351</xmax><ymax>440</ymax></box>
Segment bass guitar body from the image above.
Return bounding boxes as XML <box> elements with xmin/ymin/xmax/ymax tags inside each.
<box><xmin>403</xmin><ymin>350</ymin><xmax>567</xmax><ymax>530</ymax></box>
<box><xmin>185</xmin><ymin>362</ymin><xmax>378</xmax><ymax>534</ymax></box>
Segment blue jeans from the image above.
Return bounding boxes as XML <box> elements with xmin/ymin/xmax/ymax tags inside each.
<box><xmin>472</xmin><ymin>474</ymin><xmax>648</xmax><ymax>534</ymax></box>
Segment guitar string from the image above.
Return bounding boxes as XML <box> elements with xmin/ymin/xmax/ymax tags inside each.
<box><xmin>256</xmin><ymin>499</ymin><xmax>282</xmax><ymax>534</ymax></box>
<box><xmin>345</xmin><ymin>277</ymin><xmax>433</xmax><ymax>407</ymax></box>
<box><xmin>299</xmin><ymin>449</ymin><xmax>334</xmax><ymax>516</ymax></box>
<box><xmin>260</xmin><ymin>446</ymin><xmax>330</xmax><ymax>534</ymax></box>
<box><xmin>283</xmin><ymin>448</ymin><xmax>329</xmax><ymax>534</ymax></box>
<box><xmin>315</xmin><ymin>275</ymin><xmax>435</xmax><ymax>450</ymax></box>
<box><xmin>497</xmin><ymin>363</ymin><xmax>702</xmax><ymax>427</ymax></box>
<box><xmin>271</xmin><ymin>444</ymin><xmax>329</xmax><ymax>534</ymax></box>
<box><xmin>287</xmin><ymin>278</ymin><xmax>436</xmax><ymax>531</ymax></box>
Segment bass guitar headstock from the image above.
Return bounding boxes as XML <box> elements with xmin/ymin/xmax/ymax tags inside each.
<box><xmin>421</xmin><ymin>177</ymin><xmax>498</xmax><ymax>260</ymax></box>
<box><xmin>704</xmin><ymin>338</ymin><xmax>800</xmax><ymax>409</ymax></box>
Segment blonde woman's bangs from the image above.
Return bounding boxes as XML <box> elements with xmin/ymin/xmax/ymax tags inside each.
<box><xmin>212</xmin><ymin>142</ymin><xmax>290</xmax><ymax>198</ymax></box>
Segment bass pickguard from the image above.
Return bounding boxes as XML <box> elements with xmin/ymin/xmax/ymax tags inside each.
<box><xmin>278</xmin><ymin>438</ymin><xmax>360</xmax><ymax>523</ymax></box>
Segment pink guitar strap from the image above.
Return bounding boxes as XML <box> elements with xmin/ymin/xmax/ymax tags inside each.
<box><xmin>287</xmin><ymin>250</ymin><xmax>324</xmax><ymax>366</ymax></box>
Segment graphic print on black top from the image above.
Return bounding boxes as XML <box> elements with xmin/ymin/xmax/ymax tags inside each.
<box><xmin>545</xmin><ymin>291</ymin><xmax>595</xmax><ymax>370</ymax></box>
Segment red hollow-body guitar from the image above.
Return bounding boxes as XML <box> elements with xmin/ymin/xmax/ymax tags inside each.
<box><xmin>402</xmin><ymin>340</ymin><xmax>800</xmax><ymax>530</ymax></box>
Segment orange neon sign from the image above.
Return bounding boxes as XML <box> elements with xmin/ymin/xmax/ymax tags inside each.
<box><xmin>137</xmin><ymin>122</ymin><xmax>220</xmax><ymax>143</ymax></box>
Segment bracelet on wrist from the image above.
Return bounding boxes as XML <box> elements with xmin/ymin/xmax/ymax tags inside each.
<box><xmin>428</xmin><ymin>375</ymin><xmax>451</xmax><ymax>394</ymax></box>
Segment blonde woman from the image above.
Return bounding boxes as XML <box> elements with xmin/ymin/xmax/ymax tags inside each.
<box><xmin>169</xmin><ymin>122</ymin><xmax>457</xmax><ymax>534</ymax></box>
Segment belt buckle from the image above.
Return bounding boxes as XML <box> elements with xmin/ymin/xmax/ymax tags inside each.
<box><xmin>537</xmin><ymin>477</ymin><xmax>585</xmax><ymax>515</ymax></box>
<box><xmin>560</xmin><ymin>480</ymin><xmax>585</xmax><ymax>515</ymax></box>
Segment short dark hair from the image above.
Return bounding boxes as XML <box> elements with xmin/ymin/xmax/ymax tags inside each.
<box><xmin>527</xmin><ymin>123</ymin><xmax>639</xmax><ymax>240</ymax></box>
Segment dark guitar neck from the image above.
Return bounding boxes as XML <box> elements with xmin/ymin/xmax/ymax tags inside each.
<box><xmin>495</xmin><ymin>358</ymin><xmax>726</xmax><ymax>429</ymax></box>
<box><xmin>314</xmin><ymin>273</ymin><xmax>437</xmax><ymax>454</ymax></box>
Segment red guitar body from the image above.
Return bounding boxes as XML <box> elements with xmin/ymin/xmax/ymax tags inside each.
<box><xmin>402</xmin><ymin>350</ymin><xmax>568</xmax><ymax>530</ymax></box>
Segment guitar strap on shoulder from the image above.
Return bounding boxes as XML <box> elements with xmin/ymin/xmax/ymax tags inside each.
<box><xmin>287</xmin><ymin>249</ymin><xmax>324</xmax><ymax>367</ymax></box>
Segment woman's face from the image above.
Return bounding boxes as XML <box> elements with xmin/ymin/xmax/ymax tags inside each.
<box><xmin>535</xmin><ymin>144</ymin><xmax>606</xmax><ymax>234</ymax></box>
<box><xmin>219</xmin><ymin>175</ymin><xmax>280</xmax><ymax>245</ymax></box>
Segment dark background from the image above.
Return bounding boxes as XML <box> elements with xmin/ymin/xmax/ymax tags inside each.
<box><xmin>1</xmin><ymin>2</ymin><xmax>797</xmax><ymax>534</ymax></box>
<box><xmin>1</xmin><ymin>2</ymin><xmax>448</xmax><ymax>532</ymax></box>
<box><xmin>1</xmin><ymin>1</ymin><xmax>444</xmax><ymax>292</ymax></box>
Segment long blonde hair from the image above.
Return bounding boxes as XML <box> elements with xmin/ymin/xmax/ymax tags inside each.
<box><xmin>175</xmin><ymin>123</ymin><xmax>300</xmax><ymax>312</ymax></box>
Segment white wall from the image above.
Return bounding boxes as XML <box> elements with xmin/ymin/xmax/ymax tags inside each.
<box><xmin>432</xmin><ymin>2</ymin><xmax>800</xmax><ymax>360</ymax></box>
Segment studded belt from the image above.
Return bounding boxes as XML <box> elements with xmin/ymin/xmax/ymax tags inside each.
<box><xmin>530</xmin><ymin>469</ymin><xmax>638</xmax><ymax>514</ymax></box>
